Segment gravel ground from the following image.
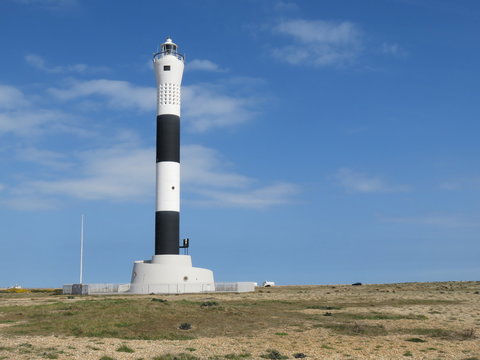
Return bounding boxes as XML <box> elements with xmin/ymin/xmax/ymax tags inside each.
<box><xmin>1</xmin><ymin>282</ymin><xmax>479</xmax><ymax>360</ymax></box>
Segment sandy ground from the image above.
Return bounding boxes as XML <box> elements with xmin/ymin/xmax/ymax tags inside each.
<box><xmin>1</xmin><ymin>282</ymin><xmax>479</xmax><ymax>360</ymax></box>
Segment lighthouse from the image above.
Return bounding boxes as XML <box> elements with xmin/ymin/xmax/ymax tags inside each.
<box><xmin>129</xmin><ymin>38</ymin><xmax>215</xmax><ymax>294</ymax></box>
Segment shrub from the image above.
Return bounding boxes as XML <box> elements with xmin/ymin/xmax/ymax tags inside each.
<box><xmin>200</xmin><ymin>301</ymin><xmax>219</xmax><ymax>307</ymax></box>
<box><xmin>293</xmin><ymin>354</ymin><xmax>306</xmax><ymax>359</ymax></box>
<box><xmin>179</xmin><ymin>323</ymin><xmax>192</xmax><ymax>330</ymax></box>
<box><xmin>260</xmin><ymin>349</ymin><xmax>288</xmax><ymax>359</ymax></box>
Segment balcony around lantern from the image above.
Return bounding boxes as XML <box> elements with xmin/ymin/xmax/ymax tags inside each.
<box><xmin>153</xmin><ymin>49</ymin><xmax>184</xmax><ymax>62</ymax></box>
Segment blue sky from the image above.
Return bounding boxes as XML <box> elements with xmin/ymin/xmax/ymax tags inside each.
<box><xmin>0</xmin><ymin>0</ymin><xmax>479</xmax><ymax>288</ymax></box>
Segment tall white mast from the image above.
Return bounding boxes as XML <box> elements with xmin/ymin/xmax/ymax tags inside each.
<box><xmin>80</xmin><ymin>214</ymin><xmax>84</xmax><ymax>284</ymax></box>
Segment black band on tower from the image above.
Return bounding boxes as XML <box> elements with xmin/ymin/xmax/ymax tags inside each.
<box><xmin>156</xmin><ymin>114</ymin><xmax>180</xmax><ymax>163</ymax></box>
<box><xmin>155</xmin><ymin>211</ymin><xmax>180</xmax><ymax>255</ymax></box>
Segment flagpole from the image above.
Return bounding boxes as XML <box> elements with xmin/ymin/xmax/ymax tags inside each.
<box><xmin>80</xmin><ymin>214</ymin><xmax>84</xmax><ymax>284</ymax></box>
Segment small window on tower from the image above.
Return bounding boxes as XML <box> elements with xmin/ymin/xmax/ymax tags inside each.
<box><xmin>164</xmin><ymin>65</ymin><xmax>171</xmax><ymax>71</ymax></box>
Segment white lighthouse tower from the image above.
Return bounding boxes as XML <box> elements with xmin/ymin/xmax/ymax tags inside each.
<box><xmin>129</xmin><ymin>38</ymin><xmax>215</xmax><ymax>294</ymax></box>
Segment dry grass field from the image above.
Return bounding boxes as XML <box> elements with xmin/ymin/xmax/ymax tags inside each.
<box><xmin>0</xmin><ymin>281</ymin><xmax>479</xmax><ymax>359</ymax></box>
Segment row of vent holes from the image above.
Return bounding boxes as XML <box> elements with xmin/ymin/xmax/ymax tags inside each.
<box><xmin>159</xmin><ymin>98</ymin><xmax>180</xmax><ymax>105</ymax></box>
<box><xmin>159</xmin><ymin>92</ymin><xmax>180</xmax><ymax>97</ymax></box>
<box><xmin>158</xmin><ymin>86</ymin><xmax>180</xmax><ymax>105</ymax></box>
<box><xmin>159</xmin><ymin>84</ymin><xmax>179</xmax><ymax>90</ymax></box>
<box><xmin>159</xmin><ymin>84</ymin><xmax>179</xmax><ymax>104</ymax></box>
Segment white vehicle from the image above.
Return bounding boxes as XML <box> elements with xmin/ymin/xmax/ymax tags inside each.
<box><xmin>262</xmin><ymin>281</ymin><xmax>275</xmax><ymax>287</ymax></box>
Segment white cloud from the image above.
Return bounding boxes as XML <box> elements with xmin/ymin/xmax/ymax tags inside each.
<box><xmin>186</xmin><ymin>59</ymin><xmax>226</xmax><ymax>72</ymax></box>
<box><xmin>439</xmin><ymin>177</ymin><xmax>480</xmax><ymax>191</ymax></box>
<box><xmin>48</xmin><ymin>79</ymin><xmax>155</xmax><ymax>111</ymax></box>
<box><xmin>273</xmin><ymin>1</ymin><xmax>300</xmax><ymax>13</ymax></box>
<box><xmin>381</xmin><ymin>214</ymin><xmax>480</xmax><ymax>228</ymax></box>
<box><xmin>182</xmin><ymin>145</ymin><xmax>252</xmax><ymax>188</ymax></box>
<box><xmin>5</xmin><ymin>143</ymin><xmax>298</xmax><ymax>209</ymax></box>
<box><xmin>0</xmin><ymin>77</ymin><xmax>275</xmax><ymax>209</ymax></box>
<box><xmin>0</xmin><ymin>84</ymin><xmax>29</xmax><ymax>110</ymax></box>
<box><xmin>183</xmin><ymin>145</ymin><xmax>298</xmax><ymax>208</ymax></box>
<box><xmin>0</xmin><ymin>110</ymin><xmax>68</xmax><ymax>136</ymax></box>
<box><xmin>381</xmin><ymin>42</ymin><xmax>408</xmax><ymax>57</ymax></box>
<box><xmin>25</xmin><ymin>54</ymin><xmax>109</xmax><ymax>74</ymax></box>
<box><xmin>0</xmin><ymin>84</ymin><xmax>96</xmax><ymax>138</ymax></box>
<box><xmin>272</xmin><ymin>19</ymin><xmax>363</xmax><ymax>66</ymax></box>
<box><xmin>0</xmin><ymin>195</ymin><xmax>59</xmax><ymax>211</ymax></box>
<box><xmin>182</xmin><ymin>84</ymin><xmax>257</xmax><ymax>132</ymax></box>
<box><xmin>335</xmin><ymin>168</ymin><xmax>410</xmax><ymax>193</ymax></box>
<box><xmin>25</xmin><ymin>147</ymin><xmax>155</xmax><ymax>201</ymax></box>
<box><xmin>49</xmin><ymin>79</ymin><xmax>259</xmax><ymax>132</ymax></box>
<box><xmin>11</xmin><ymin>0</ymin><xmax>77</xmax><ymax>10</ymax></box>
<box><xmin>16</xmin><ymin>147</ymin><xmax>71</xmax><ymax>170</ymax></box>
<box><xmin>0</xmin><ymin>109</ymin><xmax>80</xmax><ymax>136</ymax></box>
<box><xmin>193</xmin><ymin>182</ymin><xmax>299</xmax><ymax>208</ymax></box>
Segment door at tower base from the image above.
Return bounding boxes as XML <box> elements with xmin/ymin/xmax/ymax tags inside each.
<box><xmin>129</xmin><ymin>255</ymin><xmax>215</xmax><ymax>294</ymax></box>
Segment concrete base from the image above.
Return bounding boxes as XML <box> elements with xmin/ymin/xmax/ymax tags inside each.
<box><xmin>129</xmin><ymin>255</ymin><xmax>215</xmax><ymax>294</ymax></box>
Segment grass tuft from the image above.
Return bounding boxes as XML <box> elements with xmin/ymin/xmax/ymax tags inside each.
<box><xmin>459</xmin><ymin>328</ymin><xmax>476</xmax><ymax>339</ymax></box>
<box><xmin>335</xmin><ymin>312</ymin><xmax>427</xmax><ymax>320</ymax></box>
<box><xmin>405</xmin><ymin>337</ymin><xmax>427</xmax><ymax>343</ymax></box>
<box><xmin>152</xmin><ymin>354</ymin><xmax>200</xmax><ymax>360</ymax></box>
<box><xmin>151</xmin><ymin>298</ymin><xmax>168</xmax><ymax>303</ymax></box>
<box><xmin>116</xmin><ymin>344</ymin><xmax>134</xmax><ymax>353</ymax></box>
<box><xmin>44</xmin><ymin>354</ymin><xmax>58</xmax><ymax>359</ymax></box>
<box><xmin>404</xmin><ymin>327</ymin><xmax>476</xmax><ymax>340</ymax></box>
<box><xmin>224</xmin><ymin>353</ymin><xmax>251</xmax><ymax>359</ymax></box>
<box><xmin>315</xmin><ymin>322</ymin><xmax>388</xmax><ymax>336</ymax></box>
<box><xmin>306</xmin><ymin>305</ymin><xmax>341</xmax><ymax>310</ymax></box>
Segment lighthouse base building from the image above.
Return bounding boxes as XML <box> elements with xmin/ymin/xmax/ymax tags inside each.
<box><xmin>129</xmin><ymin>255</ymin><xmax>215</xmax><ymax>294</ymax></box>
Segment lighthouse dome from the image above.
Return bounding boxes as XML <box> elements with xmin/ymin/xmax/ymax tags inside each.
<box><xmin>161</xmin><ymin>37</ymin><xmax>178</xmax><ymax>55</ymax></box>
